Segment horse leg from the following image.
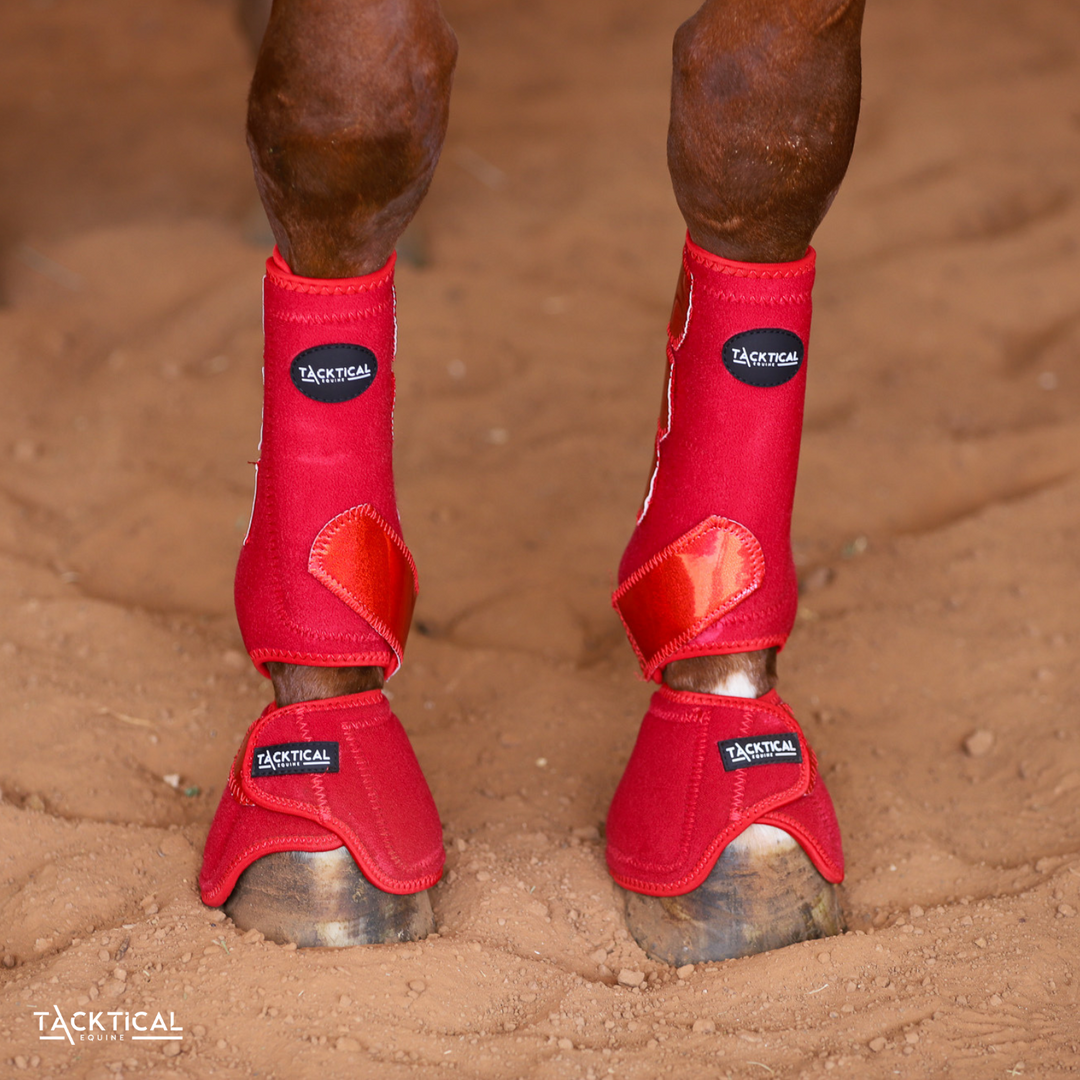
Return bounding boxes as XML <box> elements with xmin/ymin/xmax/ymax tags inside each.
<box><xmin>199</xmin><ymin>0</ymin><xmax>457</xmax><ymax>946</ymax></box>
<box><xmin>609</xmin><ymin>0</ymin><xmax>864</xmax><ymax>963</ymax></box>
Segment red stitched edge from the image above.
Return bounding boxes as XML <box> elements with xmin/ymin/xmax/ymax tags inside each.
<box><xmin>612</xmin><ymin>516</ymin><xmax>766</xmax><ymax>679</ymax></box>
<box><xmin>200</xmin><ymin>828</ymin><xmax>343</xmax><ymax>908</ymax></box>
<box><xmin>247</xmin><ymin>648</ymin><xmax>394</xmax><ymax>678</ymax></box>
<box><xmin>307</xmin><ymin>504</ymin><xmax>419</xmax><ymax>675</ymax></box>
<box><xmin>265</xmin><ymin>248</ymin><xmax>396</xmax><ymax>295</ymax></box>
<box><xmin>608</xmin><ymin>689</ymin><xmax>821</xmax><ymax>893</ymax></box>
<box><xmin>691</xmin><ymin>287</ymin><xmax>813</xmax><ymax>305</ymax></box>
<box><xmin>265</xmin><ymin>299</ymin><xmax>396</xmax><ymax>324</ymax></box>
<box><xmin>683</xmin><ymin>233</ymin><xmax>816</xmax><ymax>281</ymax></box>
<box><xmin>238</xmin><ymin>694</ymin><xmax>441</xmax><ymax>894</ymax></box>
<box><xmin>758</xmin><ymin>806</ymin><xmax>843</xmax><ymax>884</ymax></box>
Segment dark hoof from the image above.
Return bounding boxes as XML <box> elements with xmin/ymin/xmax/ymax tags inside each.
<box><xmin>623</xmin><ymin>824</ymin><xmax>843</xmax><ymax>965</ymax></box>
<box><xmin>224</xmin><ymin>846</ymin><xmax>435</xmax><ymax>948</ymax></box>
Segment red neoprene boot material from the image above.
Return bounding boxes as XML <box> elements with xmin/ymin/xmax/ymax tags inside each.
<box><xmin>615</xmin><ymin>235</ymin><xmax>815</xmax><ymax>677</ymax></box>
<box><xmin>199</xmin><ymin>691</ymin><xmax>445</xmax><ymax>904</ymax></box>
<box><xmin>200</xmin><ymin>253</ymin><xmax>441</xmax><ymax>908</ymax></box>
<box><xmin>235</xmin><ymin>249</ymin><xmax>415</xmax><ymax>677</ymax></box>
<box><xmin>605</xmin><ymin>687</ymin><xmax>843</xmax><ymax>896</ymax></box>
<box><xmin>607</xmin><ymin>238</ymin><xmax>844</xmax><ymax>896</ymax></box>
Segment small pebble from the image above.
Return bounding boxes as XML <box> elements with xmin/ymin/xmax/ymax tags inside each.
<box><xmin>963</xmin><ymin>730</ymin><xmax>994</xmax><ymax>758</ymax></box>
<box><xmin>12</xmin><ymin>439</ymin><xmax>39</xmax><ymax>462</ymax></box>
<box><xmin>336</xmin><ymin>1037</ymin><xmax>361</xmax><ymax>1052</ymax></box>
<box><xmin>617</xmin><ymin>969</ymin><xmax>645</xmax><ymax>988</ymax></box>
<box><xmin>162</xmin><ymin>1041</ymin><xmax>181</xmax><ymax>1057</ymax></box>
<box><xmin>409</xmin><ymin>980</ymin><xmax>426</xmax><ymax>993</ymax></box>
<box><xmin>869</xmin><ymin>1036</ymin><xmax>887</xmax><ymax>1052</ymax></box>
<box><xmin>692</xmin><ymin>1019</ymin><xmax>716</xmax><ymax>1033</ymax></box>
<box><xmin>676</xmin><ymin>964</ymin><xmax>695</xmax><ymax>980</ymax></box>
<box><xmin>557</xmin><ymin>1038</ymin><xmax>574</xmax><ymax>1050</ymax></box>
<box><xmin>1058</xmin><ymin>904</ymin><xmax>1077</xmax><ymax>917</ymax></box>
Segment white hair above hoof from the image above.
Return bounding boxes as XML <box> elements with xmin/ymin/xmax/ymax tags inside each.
<box><xmin>623</xmin><ymin>824</ymin><xmax>844</xmax><ymax>966</ymax></box>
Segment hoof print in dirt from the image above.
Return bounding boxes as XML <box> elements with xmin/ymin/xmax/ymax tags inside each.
<box><xmin>224</xmin><ymin>847</ymin><xmax>435</xmax><ymax>948</ymax></box>
<box><xmin>623</xmin><ymin>824</ymin><xmax>843</xmax><ymax>966</ymax></box>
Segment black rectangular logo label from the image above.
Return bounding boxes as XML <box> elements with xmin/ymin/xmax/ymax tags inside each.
<box><xmin>718</xmin><ymin>735</ymin><xmax>802</xmax><ymax>772</ymax></box>
<box><xmin>251</xmin><ymin>741</ymin><xmax>340</xmax><ymax>777</ymax></box>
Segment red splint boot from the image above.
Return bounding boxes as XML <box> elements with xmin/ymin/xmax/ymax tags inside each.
<box><xmin>199</xmin><ymin>251</ymin><xmax>444</xmax><ymax>907</ymax></box>
<box><xmin>606</xmin><ymin>235</ymin><xmax>843</xmax><ymax>896</ymax></box>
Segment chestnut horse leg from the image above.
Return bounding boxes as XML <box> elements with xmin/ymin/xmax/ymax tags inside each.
<box><xmin>618</xmin><ymin>0</ymin><xmax>865</xmax><ymax>963</ymax></box>
<box><xmin>249</xmin><ymin>0</ymin><xmax>454</xmax><ymax>698</ymax></box>
<box><xmin>218</xmin><ymin>0</ymin><xmax>456</xmax><ymax>946</ymax></box>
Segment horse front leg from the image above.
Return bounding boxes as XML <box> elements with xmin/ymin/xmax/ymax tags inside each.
<box><xmin>199</xmin><ymin>0</ymin><xmax>457</xmax><ymax>946</ymax></box>
<box><xmin>608</xmin><ymin>0</ymin><xmax>865</xmax><ymax>963</ymax></box>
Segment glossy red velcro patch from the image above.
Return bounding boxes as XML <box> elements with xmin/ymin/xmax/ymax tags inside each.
<box><xmin>612</xmin><ymin>517</ymin><xmax>764</xmax><ymax>679</ymax></box>
<box><xmin>309</xmin><ymin>505</ymin><xmax>418</xmax><ymax>672</ymax></box>
<box><xmin>605</xmin><ymin>688</ymin><xmax>843</xmax><ymax>896</ymax></box>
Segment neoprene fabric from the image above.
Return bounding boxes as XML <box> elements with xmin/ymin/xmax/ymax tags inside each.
<box><xmin>607</xmin><ymin>237</ymin><xmax>843</xmax><ymax>896</ymax></box>
<box><xmin>200</xmin><ymin>692</ymin><xmax>445</xmax><ymax>903</ymax></box>
<box><xmin>618</xmin><ymin>234</ymin><xmax>815</xmax><ymax>670</ymax></box>
<box><xmin>235</xmin><ymin>249</ymin><xmax>411</xmax><ymax>677</ymax></box>
<box><xmin>201</xmin><ymin>252</ymin><xmax>443</xmax><ymax>905</ymax></box>
<box><xmin>605</xmin><ymin>687</ymin><xmax>843</xmax><ymax>896</ymax></box>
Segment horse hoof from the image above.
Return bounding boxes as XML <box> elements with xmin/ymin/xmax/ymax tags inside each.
<box><xmin>223</xmin><ymin>846</ymin><xmax>435</xmax><ymax>947</ymax></box>
<box><xmin>623</xmin><ymin>824</ymin><xmax>843</xmax><ymax>965</ymax></box>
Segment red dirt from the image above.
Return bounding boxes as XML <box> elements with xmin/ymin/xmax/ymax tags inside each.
<box><xmin>1</xmin><ymin>0</ymin><xmax>1079</xmax><ymax>1077</ymax></box>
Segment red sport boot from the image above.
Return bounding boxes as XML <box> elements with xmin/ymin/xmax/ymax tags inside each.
<box><xmin>606</xmin><ymin>236</ymin><xmax>844</xmax><ymax>963</ymax></box>
<box><xmin>199</xmin><ymin>250</ymin><xmax>444</xmax><ymax>946</ymax></box>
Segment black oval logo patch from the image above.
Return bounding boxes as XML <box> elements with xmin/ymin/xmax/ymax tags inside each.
<box><xmin>722</xmin><ymin>329</ymin><xmax>804</xmax><ymax>388</ymax></box>
<box><xmin>290</xmin><ymin>344</ymin><xmax>378</xmax><ymax>403</ymax></box>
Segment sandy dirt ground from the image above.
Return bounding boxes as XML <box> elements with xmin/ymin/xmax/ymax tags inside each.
<box><xmin>1</xmin><ymin>0</ymin><xmax>1080</xmax><ymax>1076</ymax></box>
